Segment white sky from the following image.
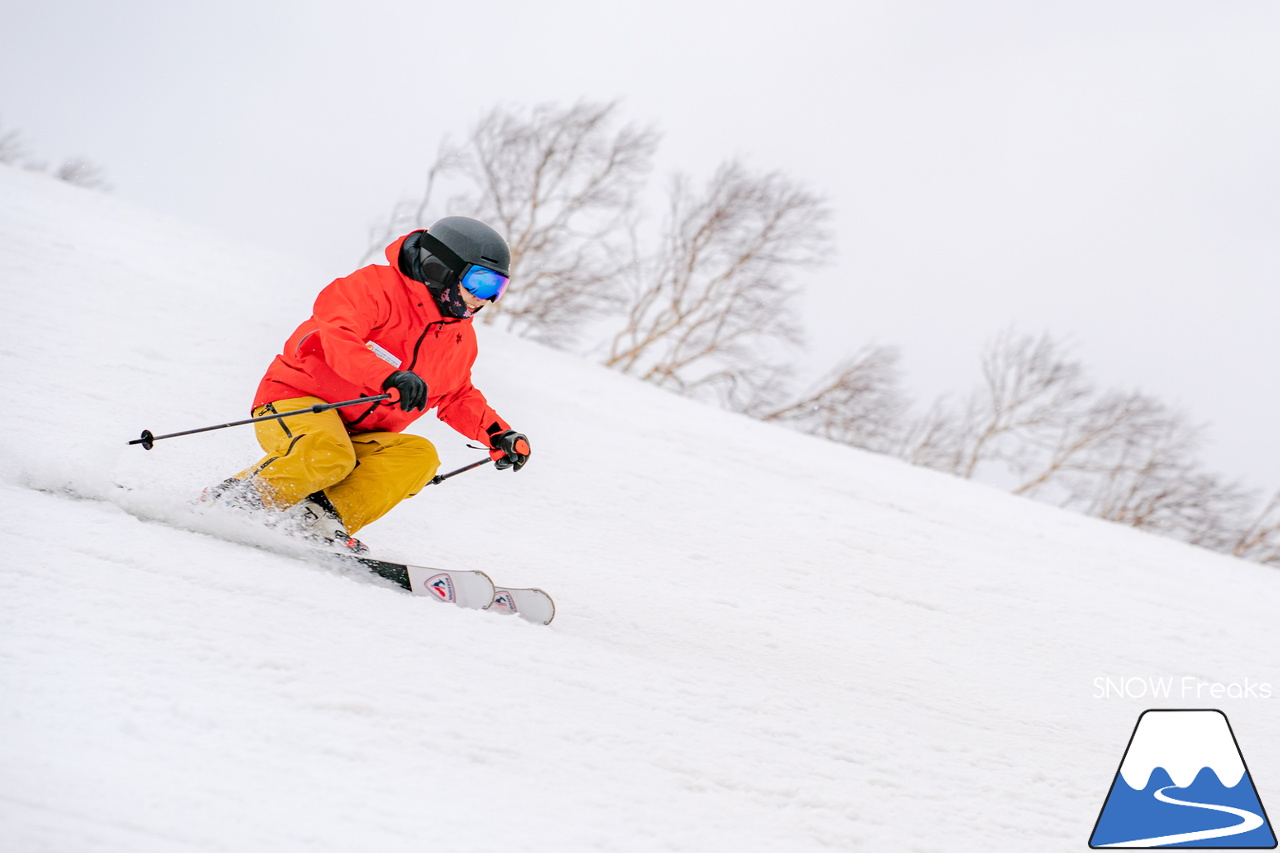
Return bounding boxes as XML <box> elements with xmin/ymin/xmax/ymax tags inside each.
<box><xmin>3</xmin><ymin>0</ymin><xmax>1277</xmax><ymax>491</ymax></box>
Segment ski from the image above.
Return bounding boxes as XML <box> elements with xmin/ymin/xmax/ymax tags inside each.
<box><xmin>354</xmin><ymin>556</ymin><xmax>555</xmax><ymax>624</ymax></box>
<box><xmin>355</xmin><ymin>556</ymin><xmax>495</xmax><ymax>609</ymax></box>
<box><xmin>39</xmin><ymin>483</ymin><xmax>557</xmax><ymax>623</ymax></box>
<box><xmin>491</xmin><ymin>587</ymin><xmax>557</xmax><ymax>626</ymax></box>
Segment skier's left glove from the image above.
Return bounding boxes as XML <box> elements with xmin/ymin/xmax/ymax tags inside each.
<box><xmin>489</xmin><ymin>430</ymin><xmax>531</xmax><ymax>472</ymax></box>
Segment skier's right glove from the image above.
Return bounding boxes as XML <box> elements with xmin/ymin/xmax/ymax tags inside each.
<box><xmin>382</xmin><ymin>371</ymin><xmax>428</xmax><ymax>412</ymax></box>
<box><xmin>489</xmin><ymin>430</ymin><xmax>531</xmax><ymax>472</ymax></box>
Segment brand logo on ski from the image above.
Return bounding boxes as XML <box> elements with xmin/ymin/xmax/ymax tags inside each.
<box><xmin>491</xmin><ymin>591</ymin><xmax>518</xmax><ymax>615</ymax></box>
<box><xmin>423</xmin><ymin>573</ymin><xmax>455</xmax><ymax>603</ymax></box>
<box><xmin>1090</xmin><ymin>709</ymin><xmax>1276</xmax><ymax>848</ymax></box>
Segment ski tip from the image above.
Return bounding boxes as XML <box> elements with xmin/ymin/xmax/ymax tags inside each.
<box><xmin>531</xmin><ymin>590</ymin><xmax>555</xmax><ymax>625</ymax></box>
<box><xmin>491</xmin><ymin>587</ymin><xmax>556</xmax><ymax>626</ymax></box>
<box><xmin>536</xmin><ymin>594</ymin><xmax>556</xmax><ymax>626</ymax></box>
<box><xmin>530</xmin><ymin>589</ymin><xmax>555</xmax><ymax>625</ymax></box>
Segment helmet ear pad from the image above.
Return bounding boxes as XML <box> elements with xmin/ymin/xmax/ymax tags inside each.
<box><xmin>415</xmin><ymin>249</ymin><xmax>455</xmax><ymax>288</ymax></box>
<box><xmin>417</xmin><ymin>250</ymin><xmax>475</xmax><ymax>319</ymax></box>
<box><xmin>397</xmin><ymin>232</ymin><xmax>430</xmax><ymax>281</ymax></box>
<box><xmin>397</xmin><ymin>232</ymin><xmax>472</xmax><ymax>318</ymax></box>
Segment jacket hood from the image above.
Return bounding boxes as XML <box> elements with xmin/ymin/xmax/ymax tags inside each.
<box><xmin>384</xmin><ymin>233</ymin><xmax>407</xmax><ymax>265</ymax></box>
<box><xmin>387</xmin><ymin>229</ymin><xmax>475</xmax><ymax>320</ymax></box>
<box><xmin>384</xmin><ymin>231</ymin><xmax>419</xmax><ymax>275</ymax></box>
<box><xmin>387</xmin><ymin>230</ymin><xmax>449</xmax><ymax>284</ymax></box>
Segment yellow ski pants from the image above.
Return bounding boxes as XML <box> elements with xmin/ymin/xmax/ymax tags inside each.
<box><xmin>234</xmin><ymin>396</ymin><xmax>440</xmax><ymax>534</ymax></box>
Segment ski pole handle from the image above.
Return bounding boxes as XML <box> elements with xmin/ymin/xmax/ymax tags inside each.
<box><xmin>129</xmin><ymin>394</ymin><xmax>393</xmax><ymax>450</ymax></box>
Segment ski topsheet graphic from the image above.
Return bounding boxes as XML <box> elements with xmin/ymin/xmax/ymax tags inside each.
<box><xmin>1090</xmin><ymin>709</ymin><xmax>1276</xmax><ymax>848</ymax></box>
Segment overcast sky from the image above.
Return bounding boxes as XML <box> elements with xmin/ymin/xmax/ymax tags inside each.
<box><xmin>3</xmin><ymin>0</ymin><xmax>1278</xmax><ymax>492</ymax></box>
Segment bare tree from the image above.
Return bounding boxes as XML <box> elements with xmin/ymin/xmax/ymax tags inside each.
<box><xmin>1010</xmin><ymin>390</ymin><xmax>1169</xmax><ymax>497</ymax></box>
<box><xmin>1</xmin><ymin>120</ymin><xmax>110</xmax><ymax>190</ymax></box>
<box><xmin>755</xmin><ymin>346</ymin><xmax>908</xmax><ymax>453</ymax></box>
<box><xmin>891</xmin><ymin>328</ymin><xmax>1276</xmax><ymax>563</ymax></box>
<box><xmin>366</xmin><ymin>100</ymin><xmax>659</xmax><ymax>347</ymax></box>
<box><xmin>1031</xmin><ymin>393</ymin><xmax>1277</xmax><ymax>558</ymax></box>
<box><xmin>54</xmin><ymin>157</ymin><xmax>110</xmax><ymax>190</ymax></box>
<box><xmin>964</xmin><ymin>332</ymin><xmax>1093</xmax><ymax>478</ymax></box>
<box><xmin>1066</xmin><ymin>412</ymin><xmax>1254</xmax><ymax>547</ymax></box>
<box><xmin>605</xmin><ymin>162</ymin><xmax>830</xmax><ymax>404</ymax></box>
<box><xmin>0</xmin><ymin>122</ymin><xmax>28</xmax><ymax>165</ymax></box>
<box><xmin>899</xmin><ymin>332</ymin><xmax>1091</xmax><ymax>478</ymax></box>
<box><xmin>898</xmin><ymin>396</ymin><xmax>968</xmax><ymax>471</ymax></box>
<box><xmin>1232</xmin><ymin>491</ymin><xmax>1280</xmax><ymax>565</ymax></box>
<box><xmin>0</xmin><ymin>120</ymin><xmax>46</xmax><ymax>172</ymax></box>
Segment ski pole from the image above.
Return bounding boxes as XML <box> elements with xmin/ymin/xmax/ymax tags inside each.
<box><xmin>428</xmin><ymin>456</ymin><xmax>494</xmax><ymax>486</ymax></box>
<box><xmin>128</xmin><ymin>394</ymin><xmax>393</xmax><ymax>450</ymax></box>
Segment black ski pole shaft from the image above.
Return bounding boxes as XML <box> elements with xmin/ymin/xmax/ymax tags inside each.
<box><xmin>129</xmin><ymin>394</ymin><xmax>393</xmax><ymax>450</ymax></box>
<box><xmin>428</xmin><ymin>456</ymin><xmax>493</xmax><ymax>486</ymax></box>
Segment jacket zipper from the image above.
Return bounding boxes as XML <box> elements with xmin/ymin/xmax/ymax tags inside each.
<box><xmin>346</xmin><ymin>318</ymin><xmax>456</xmax><ymax>429</ymax></box>
<box><xmin>407</xmin><ymin>319</ymin><xmax>451</xmax><ymax>372</ymax></box>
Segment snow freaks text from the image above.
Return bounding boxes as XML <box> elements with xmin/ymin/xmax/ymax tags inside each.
<box><xmin>1093</xmin><ymin>676</ymin><xmax>1274</xmax><ymax>701</ymax></box>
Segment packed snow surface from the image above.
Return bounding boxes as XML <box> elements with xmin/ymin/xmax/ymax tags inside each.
<box><xmin>2</xmin><ymin>164</ymin><xmax>1278</xmax><ymax>851</ymax></box>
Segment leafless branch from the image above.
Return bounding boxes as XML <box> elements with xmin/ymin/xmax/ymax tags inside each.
<box><xmin>899</xmin><ymin>332</ymin><xmax>1091</xmax><ymax>478</ymax></box>
<box><xmin>367</xmin><ymin>100</ymin><xmax>660</xmax><ymax>347</ymax></box>
<box><xmin>898</xmin><ymin>396</ymin><xmax>968</xmax><ymax>471</ymax></box>
<box><xmin>361</xmin><ymin>146</ymin><xmax>449</xmax><ymax>265</ymax></box>
<box><xmin>962</xmin><ymin>331</ymin><xmax>1091</xmax><ymax>477</ymax></box>
<box><xmin>1062</xmin><ymin>411</ymin><xmax>1255</xmax><ymax>548</ymax></box>
<box><xmin>1010</xmin><ymin>390</ymin><xmax>1168</xmax><ymax>497</ymax></box>
<box><xmin>1232</xmin><ymin>491</ymin><xmax>1280</xmax><ymax>564</ymax></box>
<box><xmin>756</xmin><ymin>346</ymin><xmax>908</xmax><ymax>453</ymax></box>
<box><xmin>605</xmin><ymin>162</ymin><xmax>830</xmax><ymax>405</ymax></box>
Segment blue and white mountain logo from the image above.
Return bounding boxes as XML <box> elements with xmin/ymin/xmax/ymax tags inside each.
<box><xmin>1090</xmin><ymin>709</ymin><xmax>1276</xmax><ymax>848</ymax></box>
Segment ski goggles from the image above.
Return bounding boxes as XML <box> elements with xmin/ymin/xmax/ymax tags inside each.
<box><xmin>459</xmin><ymin>264</ymin><xmax>510</xmax><ymax>302</ymax></box>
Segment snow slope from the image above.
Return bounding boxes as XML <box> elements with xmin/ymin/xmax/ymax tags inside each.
<box><xmin>2</xmin><ymin>164</ymin><xmax>1278</xmax><ymax>851</ymax></box>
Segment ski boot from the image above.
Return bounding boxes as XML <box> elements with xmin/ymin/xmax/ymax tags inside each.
<box><xmin>286</xmin><ymin>492</ymin><xmax>369</xmax><ymax>554</ymax></box>
<box><xmin>200</xmin><ymin>476</ymin><xmax>265</xmax><ymax>511</ymax></box>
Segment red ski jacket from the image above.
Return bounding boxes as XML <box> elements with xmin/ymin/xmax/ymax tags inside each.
<box><xmin>254</xmin><ymin>232</ymin><xmax>510</xmax><ymax>442</ymax></box>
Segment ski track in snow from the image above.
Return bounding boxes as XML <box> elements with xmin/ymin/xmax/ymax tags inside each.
<box><xmin>2</xmin><ymin>164</ymin><xmax>1279</xmax><ymax>851</ymax></box>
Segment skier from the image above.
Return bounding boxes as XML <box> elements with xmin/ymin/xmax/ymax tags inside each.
<box><xmin>205</xmin><ymin>216</ymin><xmax>531</xmax><ymax>552</ymax></box>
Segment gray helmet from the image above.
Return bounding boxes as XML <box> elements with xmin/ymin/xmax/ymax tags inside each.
<box><xmin>420</xmin><ymin>216</ymin><xmax>511</xmax><ymax>277</ymax></box>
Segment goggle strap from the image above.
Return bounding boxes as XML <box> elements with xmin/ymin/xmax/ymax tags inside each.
<box><xmin>418</xmin><ymin>231</ymin><xmax>465</xmax><ymax>276</ymax></box>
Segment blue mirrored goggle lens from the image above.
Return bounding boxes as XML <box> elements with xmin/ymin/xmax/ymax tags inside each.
<box><xmin>460</xmin><ymin>265</ymin><xmax>509</xmax><ymax>301</ymax></box>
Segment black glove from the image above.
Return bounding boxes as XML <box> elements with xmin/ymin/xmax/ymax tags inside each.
<box><xmin>382</xmin><ymin>371</ymin><xmax>427</xmax><ymax>412</ymax></box>
<box><xmin>488</xmin><ymin>429</ymin><xmax>531</xmax><ymax>472</ymax></box>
